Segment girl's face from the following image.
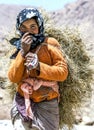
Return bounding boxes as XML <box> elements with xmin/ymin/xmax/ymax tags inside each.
<box><xmin>19</xmin><ymin>18</ymin><xmax>39</xmax><ymax>34</ymax></box>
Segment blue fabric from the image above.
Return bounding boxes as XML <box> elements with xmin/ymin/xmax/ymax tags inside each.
<box><xmin>13</xmin><ymin>8</ymin><xmax>45</xmax><ymax>50</ymax></box>
<box><xmin>13</xmin><ymin>39</ymin><xmax>21</xmax><ymax>49</ymax></box>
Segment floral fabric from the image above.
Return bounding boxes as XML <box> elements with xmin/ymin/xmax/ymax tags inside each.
<box><xmin>13</xmin><ymin>8</ymin><xmax>45</xmax><ymax>50</ymax></box>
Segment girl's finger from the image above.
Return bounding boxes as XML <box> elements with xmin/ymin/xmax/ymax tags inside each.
<box><xmin>22</xmin><ymin>32</ymin><xmax>32</xmax><ymax>39</ymax></box>
<box><xmin>24</xmin><ymin>38</ymin><xmax>32</xmax><ymax>44</ymax></box>
<box><xmin>25</xmin><ymin>52</ymin><xmax>35</xmax><ymax>58</ymax></box>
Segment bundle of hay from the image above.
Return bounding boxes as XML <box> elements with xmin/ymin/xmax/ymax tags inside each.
<box><xmin>45</xmin><ymin>26</ymin><xmax>93</xmax><ymax>129</ymax></box>
<box><xmin>6</xmin><ymin>9</ymin><xmax>93</xmax><ymax>130</ymax></box>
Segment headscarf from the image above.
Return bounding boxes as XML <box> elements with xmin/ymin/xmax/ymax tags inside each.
<box><xmin>13</xmin><ymin>8</ymin><xmax>45</xmax><ymax>50</ymax></box>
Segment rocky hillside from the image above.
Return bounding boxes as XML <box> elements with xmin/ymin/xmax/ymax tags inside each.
<box><xmin>50</xmin><ymin>0</ymin><xmax>94</xmax><ymax>57</ymax></box>
<box><xmin>0</xmin><ymin>0</ymin><xmax>94</xmax><ymax>126</ymax></box>
<box><xmin>50</xmin><ymin>0</ymin><xmax>94</xmax><ymax>27</ymax></box>
<box><xmin>0</xmin><ymin>0</ymin><xmax>94</xmax><ymax>55</ymax></box>
<box><xmin>0</xmin><ymin>0</ymin><xmax>94</xmax><ymax>29</ymax></box>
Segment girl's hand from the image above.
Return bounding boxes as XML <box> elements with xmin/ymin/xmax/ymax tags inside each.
<box><xmin>25</xmin><ymin>52</ymin><xmax>39</xmax><ymax>70</ymax></box>
<box><xmin>21</xmin><ymin>32</ymin><xmax>33</xmax><ymax>56</ymax></box>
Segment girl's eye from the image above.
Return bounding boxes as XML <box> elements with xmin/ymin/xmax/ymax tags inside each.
<box><xmin>20</xmin><ymin>26</ymin><xmax>26</xmax><ymax>31</ymax></box>
<box><xmin>30</xmin><ymin>25</ymin><xmax>37</xmax><ymax>30</ymax></box>
<box><xmin>19</xmin><ymin>24</ymin><xmax>38</xmax><ymax>32</ymax></box>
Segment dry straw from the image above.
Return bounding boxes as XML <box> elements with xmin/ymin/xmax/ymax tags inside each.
<box><xmin>45</xmin><ymin>25</ymin><xmax>92</xmax><ymax>126</ymax></box>
<box><xmin>43</xmin><ymin>9</ymin><xmax>93</xmax><ymax>128</ymax></box>
<box><xmin>45</xmin><ymin>26</ymin><xmax>93</xmax><ymax>129</ymax></box>
<box><xmin>7</xmin><ymin>9</ymin><xmax>93</xmax><ymax>130</ymax></box>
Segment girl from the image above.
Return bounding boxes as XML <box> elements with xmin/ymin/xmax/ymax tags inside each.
<box><xmin>8</xmin><ymin>8</ymin><xmax>68</xmax><ymax>130</ymax></box>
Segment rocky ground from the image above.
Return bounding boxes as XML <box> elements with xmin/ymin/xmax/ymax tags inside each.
<box><xmin>0</xmin><ymin>0</ymin><xmax>94</xmax><ymax>129</ymax></box>
<box><xmin>0</xmin><ymin>120</ymin><xmax>94</xmax><ymax>130</ymax></box>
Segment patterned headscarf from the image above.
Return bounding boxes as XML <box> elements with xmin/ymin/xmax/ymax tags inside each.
<box><xmin>14</xmin><ymin>8</ymin><xmax>45</xmax><ymax>49</ymax></box>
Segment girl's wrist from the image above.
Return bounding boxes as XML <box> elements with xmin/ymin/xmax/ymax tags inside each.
<box><xmin>20</xmin><ymin>49</ymin><xmax>26</xmax><ymax>57</ymax></box>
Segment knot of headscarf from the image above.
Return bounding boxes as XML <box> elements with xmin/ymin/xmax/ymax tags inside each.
<box><xmin>14</xmin><ymin>8</ymin><xmax>45</xmax><ymax>49</ymax></box>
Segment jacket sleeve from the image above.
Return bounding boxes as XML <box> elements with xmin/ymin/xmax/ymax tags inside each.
<box><xmin>8</xmin><ymin>52</ymin><xmax>25</xmax><ymax>83</ymax></box>
<box><xmin>37</xmin><ymin>44</ymin><xmax>68</xmax><ymax>81</ymax></box>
